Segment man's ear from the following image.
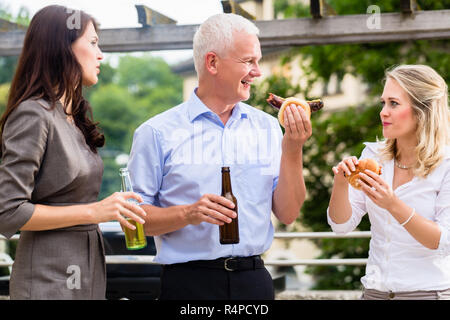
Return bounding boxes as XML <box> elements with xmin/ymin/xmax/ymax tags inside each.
<box><xmin>205</xmin><ymin>52</ymin><xmax>219</xmax><ymax>75</ymax></box>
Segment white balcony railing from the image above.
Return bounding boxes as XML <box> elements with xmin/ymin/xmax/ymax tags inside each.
<box><xmin>0</xmin><ymin>231</ymin><xmax>371</xmax><ymax>268</ymax></box>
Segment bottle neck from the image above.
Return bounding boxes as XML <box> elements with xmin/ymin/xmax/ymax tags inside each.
<box><xmin>120</xmin><ymin>171</ymin><xmax>134</xmax><ymax>192</ymax></box>
<box><xmin>221</xmin><ymin>170</ymin><xmax>232</xmax><ymax>195</ymax></box>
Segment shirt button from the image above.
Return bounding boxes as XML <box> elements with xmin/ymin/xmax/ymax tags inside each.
<box><xmin>389</xmin><ymin>292</ymin><xmax>395</xmax><ymax>299</ymax></box>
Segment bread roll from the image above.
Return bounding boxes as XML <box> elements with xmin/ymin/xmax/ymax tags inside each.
<box><xmin>278</xmin><ymin>98</ymin><xmax>311</xmax><ymax>128</ymax></box>
<box><xmin>346</xmin><ymin>158</ymin><xmax>382</xmax><ymax>190</ymax></box>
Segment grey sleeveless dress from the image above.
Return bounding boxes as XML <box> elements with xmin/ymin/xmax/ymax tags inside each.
<box><xmin>0</xmin><ymin>98</ymin><xmax>106</xmax><ymax>299</ymax></box>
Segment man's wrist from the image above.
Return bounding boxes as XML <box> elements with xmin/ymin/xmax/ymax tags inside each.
<box><xmin>281</xmin><ymin>149</ymin><xmax>303</xmax><ymax>164</ymax></box>
<box><xmin>180</xmin><ymin>204</ymin><xmax>191</xmax><ymax>226</ymax></box>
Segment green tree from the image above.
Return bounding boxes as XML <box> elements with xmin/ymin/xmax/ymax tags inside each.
<box><xmin>90</xmin><ymin>83</ymin><xmax>138</xmax><ymax>153</ymax></box>
<box><xmin>89</xmin><ymin>54</ymin><xmax>183</xmax><ymax>200</ymax></box>
<box><xmin>0</xmin><ymin>2</ymin><xmax>30</xmax><ymax>23</ymax></box>
<box><xmin>89</xmin><ymin>55</ymin><xmax>183</xmax><ymax>151</ymax></box>
<box><xmin>117</xmin><ymin>55</ymin><xmax>183</xmax><ymax>99</ymax></box>
<box><xmin>247</xmin><ymin>0</ymin><xmax>450</xmax><ymax>290</ymax></box>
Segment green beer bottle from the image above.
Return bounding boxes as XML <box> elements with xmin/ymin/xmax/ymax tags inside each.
<box><xmin>119</xmin><ymin>168</ymin><xmax>147</xmax><ymax>250</ymax></box>
<box><xmin>219</xmin><ymin>167</ymin><xmax>239</xmax><ymax>244</ymax></box>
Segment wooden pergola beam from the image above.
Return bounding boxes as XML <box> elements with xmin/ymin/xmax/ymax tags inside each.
<box><xmin>0</xmin><ymin>10</ymin><xmax>449</xmax><ymax>56</ymax></box>
<box><xmin>221</xmin><ymin>0</ymin><xmax>256</xmax><ymax>20</ymax></box>
<box><xmin>135</xmin><ymin>5</ymin><xmax>177</xmax><ymax>27</ymax></box>
<box><xmin>0</xmin><ymin>18</ymin><xmax>26</xmax><ymax>32</ymax></box>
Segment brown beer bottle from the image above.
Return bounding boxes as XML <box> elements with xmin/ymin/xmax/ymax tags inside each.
<box><xmin>219</xmin><ymin>167</ymin><xmax>239</xmax><ymax>244</ymax></box>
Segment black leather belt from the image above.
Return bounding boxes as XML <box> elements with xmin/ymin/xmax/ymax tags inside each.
<box><xmin>169</xmin><ymin>255</ymin><xmax>265</xmax><ymax>272</ymax></box>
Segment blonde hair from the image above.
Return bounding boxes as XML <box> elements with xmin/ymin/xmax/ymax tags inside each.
<box><xmin>193</xmin><ymin>13</ymin><xmax>259</xmax><ymax>77</ymax></box>
<box><xmin>380</xmin><ymin>64</ymin><xmax>449</xmax><ymax>178</ymax></box>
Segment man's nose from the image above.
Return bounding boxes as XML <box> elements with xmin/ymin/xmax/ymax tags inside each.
<box><xmin>250</xmin><ymin>61</ymin><xmax>262</xmax><ymax>78</ymax></box>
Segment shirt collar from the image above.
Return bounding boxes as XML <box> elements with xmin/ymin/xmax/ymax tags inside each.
<box><xmin>187</xmin><ymin>88</ymin><xmax>249</xmax><ymax>123</ymax></box>
<box><xmin>187</xmin><ymin>88</ymin><xmax>213</xmax><ymax>122</ymax></box>
<box><xmin>231</xmin><ymin>102</ymin><xmax>248</xmax><ymax>121</ymax></box>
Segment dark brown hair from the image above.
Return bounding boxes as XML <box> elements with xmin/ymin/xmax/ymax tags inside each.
<box><xmin>0</xmin><ymin>5</ymin><xmax>104</xmax><ymax>153</ymax></box>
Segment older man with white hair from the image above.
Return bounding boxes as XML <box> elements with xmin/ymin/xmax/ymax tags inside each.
<box><xmin>128</xmin><ymin>13</ymin><xmax>311</xmax><ymax>300</ymax></box>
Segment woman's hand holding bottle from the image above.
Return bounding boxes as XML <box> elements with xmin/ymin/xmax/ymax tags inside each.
<box><xmin>86</xmin><ymin>192</ymin><xmax>147</xmax><ymax>230</ymax></box>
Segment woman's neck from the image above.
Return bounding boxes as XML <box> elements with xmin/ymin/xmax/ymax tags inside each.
<box><xmin>395</xmin><ymin>137</ymin><xmax>417</xmax><ymax>165</ymax></box>
<box><xmin>59</xmin><ymin>93</ymin><xmax>72</xmax><ymax>115</ymax></box>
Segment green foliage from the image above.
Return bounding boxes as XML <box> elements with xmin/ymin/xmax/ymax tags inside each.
<box><xmin>297</xmin><ymin>40</ymin><xmax>450</xmax><ymax>97</ymax></box>
<box><xmin>88</xmin><ymin>54</ymin><xmax>183</xmax><ymax>200</ymax></box>
<box><xmin>305</xmin><ymin>105</ymin><xmax>382</xmax><ymax>224</ymax></box>
<box><xmin>0</xmin><ymin>83</ymin><xmax>9</xmax><ymax>115</ymax></box>
<box><xmin>0</xmin><ymin>56</ymin><xmax>18</xmax><ymax>84</ymax></box>
<box><xmin>274</xmin><ymin>0</ymin><xmax>309</xmax><ymax>18</ymax></box>
<box><xmin>117</xmin><ymin>55</ymin><xmax>182</xmax><ymax>99</ymax></box>
<box><xmin>96</xmin><ymin>62</ymin><xmax>116</xmax><ymax>86</ymax></box>
<box><xmin>0</xmin><ymin>2</ymin><xmax>30</xmax><ymax>25</ymax></box>
<box><xmin>285</xmin><ymin>0</ymin><xmax>450</xmax><ymax>96</ymax></box>
<box><xmin>274</xmin><ymin>0</ymin><xmax>450</xmax><ymax>18</ymax></box>
<box><xmin>90</xmin><ymin>83</ymin><xmax>138</xmax><ymax>153</ymax></box>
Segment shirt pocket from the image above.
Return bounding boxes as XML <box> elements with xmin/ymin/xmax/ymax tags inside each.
<box><xmin>235</xmin><ymin>163</ymin><xmax>274</xmax><ymax>207</ymax></box>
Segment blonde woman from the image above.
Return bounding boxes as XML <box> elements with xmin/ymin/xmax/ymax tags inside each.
<box><xmin>328</xmin><ymin>64</ymin><xmax>450</xmax><ymax>300</ymax></box>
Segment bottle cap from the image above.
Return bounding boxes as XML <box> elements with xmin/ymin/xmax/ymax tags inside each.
<box><xmin>221</xmin><ymin>167</ymin><xmax>230</xmax><ymax>172</ymax></box>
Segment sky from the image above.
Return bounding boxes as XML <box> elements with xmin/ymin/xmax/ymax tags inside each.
<box><xmin>1</xmin><ymin>0</ymin><xmax>224</xmax><ymax>64</ymax></box>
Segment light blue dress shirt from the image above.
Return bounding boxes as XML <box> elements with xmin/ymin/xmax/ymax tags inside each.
<box><xmin>128</xmin><ymin>89</ymin><xmax>283</xmax><ymax>264</ymax></box>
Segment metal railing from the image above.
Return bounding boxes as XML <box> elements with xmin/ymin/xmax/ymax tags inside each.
<box><xmin>0</xmin><ymin>231</ymin><xmax>371</xmax><ymax>268</ymax></box>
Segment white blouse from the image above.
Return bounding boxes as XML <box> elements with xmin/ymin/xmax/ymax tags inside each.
<box><xmin>327</xmin><ymin>142</ymin><xmax>450</xmax><ymax>292</ymax></box>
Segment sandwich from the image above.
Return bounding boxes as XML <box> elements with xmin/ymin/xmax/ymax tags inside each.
<box><xmin>266</xmin><ymin>93</ymin><xmax>323</xmax><ymax>127</ymax></box>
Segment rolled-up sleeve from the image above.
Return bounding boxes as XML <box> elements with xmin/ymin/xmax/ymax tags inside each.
<box><xmin>128</xmin><ymin>124</ymin><xmax>164</xmax><ymax>206</ymax></box>
<box><xmin>435</xmin><ymin>162</ymin><xmax>450</xmax><ymax>255</ymax></box>
<box><xmin>0</xmin><ymin>102</ymin><xmax>49</xmax><ymax>238</ymax></box>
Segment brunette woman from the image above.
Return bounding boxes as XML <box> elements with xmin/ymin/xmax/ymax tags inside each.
<box><xmin>0</xmin><ymin>5</ymin><xmax>146</xmax><ymax>299</ymax></box>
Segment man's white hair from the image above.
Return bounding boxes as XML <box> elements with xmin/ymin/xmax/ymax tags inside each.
<box><xmin>193</xmin><ymin>13</ymin><xmax>259</xmax><ymax>77</ymax></box>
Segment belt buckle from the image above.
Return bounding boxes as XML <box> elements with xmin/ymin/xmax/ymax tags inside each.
<box><xmin>224</xmin><ymin>257</ymin><xmax>235</xmax><ymax>271</ymax></box>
